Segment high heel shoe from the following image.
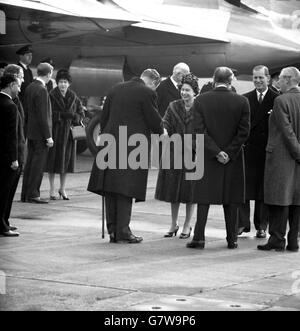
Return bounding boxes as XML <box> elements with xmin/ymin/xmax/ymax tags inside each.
<box><xmin>50</xmin><ymin>196</ymin><xmax>58</xmax><ymax>201</ymax></box>
<box><xmin>58</xmin><ymin>190</ymin><xmax>70</xmax><ymax>201</ymax></box>
<box><xmin>164</xmin><ymin>226</ymin><xmax>179</xmax><ymax>238</ymax></box>
<box><xmin>179</xmin><ymin>227</ymin><xmax>192</xmax><ymax>239</ymax></box>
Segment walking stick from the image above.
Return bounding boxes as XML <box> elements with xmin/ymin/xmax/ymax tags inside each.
<box><xmin>102</xmin><ymin>195</ymin><xmax>105</xmax><ymax>239</ymax></box>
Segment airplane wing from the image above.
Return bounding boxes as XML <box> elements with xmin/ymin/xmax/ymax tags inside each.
<box><xmin>0</xmin><ymin>0</ymin><xmax>140</xmax><ymax>29</ymax></box>
<box><xmin>112</xmin><ymin>0</ymin><xmax>230</xmax><ymax>42</ymax></box>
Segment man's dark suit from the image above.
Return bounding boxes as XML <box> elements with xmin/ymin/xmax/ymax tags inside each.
<box><xmin>4</xmin><ymin>97</ymin><xmax>26</xmax><ymax>227</ymax></box>
<box><xmin>21</xmin><ymin>80</ymin><xmax>52</xmax><ymax>201</ymax></box>
<box><xmin>88</xmin><ymin>78</ymin><xmax>163</xmax><ymax>241</ymax></box>
<box><xmin>156</xmin><ymin>77</ymin><xmax>181</xmax><ymax>117</ymax></box>
<box><xmin>18</xmin><ymin>62</ymin><xmax>33</xmax><ymax>114</ymax></box>
<box><xmin>238</xmin><ymin>88</ymin><xmax>279</xmax><ymax>232</ymax></box>
<box><xmin>0</xmin><ymin>93</ymin><xmax>18</xmax><ymax>234</ymax></box>
<box><xmin>192</xmin><ymin>87</ymin><xmax>250</xmax><ymax>245</ymax></box>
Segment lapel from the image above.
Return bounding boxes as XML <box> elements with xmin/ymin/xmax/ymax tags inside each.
<box><xmin>166</xmin><ymin>77</ymin><xmax>180</xmax><ymax>98</ymax></box>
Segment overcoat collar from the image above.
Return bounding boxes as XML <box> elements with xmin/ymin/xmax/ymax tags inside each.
<box><xmin>286</xmin><ymin>87</ymin><xmax>300</xmax><ymax>94</ymax></box>
<box><xmin>213</xmin><ymin>86</ymin><xmax>232</xmax><ymax>92</ymax></box>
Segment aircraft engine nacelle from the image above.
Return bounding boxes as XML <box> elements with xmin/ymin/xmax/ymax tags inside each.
<box><xmin>69</xmin><ymin>57</ymin><xmax>125</xmax><ymax>97</ymax></box>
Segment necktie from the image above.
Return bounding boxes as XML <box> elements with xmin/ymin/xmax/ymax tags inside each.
<box><xmin>258</xmin><ymin>93</ymin><xmax>263</xmax><ymax>104</ymax></box>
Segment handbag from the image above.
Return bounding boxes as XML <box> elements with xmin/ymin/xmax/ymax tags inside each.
<box><xmin>71</xmin><ymin>121</ymin><xmax>86</xmax><ymax>140</ymax></box>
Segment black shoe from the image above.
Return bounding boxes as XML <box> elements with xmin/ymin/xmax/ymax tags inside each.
<box><xmin>228</xmin><ymin>242</ymin><xmax>238</xmax><ymax>249</ymax></box>
<box><xmin>164</xmin><ymin>226</ymin><xmax>179</xmax><ymax>238</ymax></box>
<box><xmin>186</xmin><ymin>241</ymin><xmax>205</xmax><ymax>249</ymax></box>
<box><xmin>114</xmin><ymin>235</ymin><xmax>143</xmax><ymax>244</ymax></box>
<box><xmin>256</xmin><ymin>230</ymin><xmax>267</xmax><ymax>239</ymax></box>
<box><xmin>59</xmin><ymin>190</ymin><xmax>70</xmax><ymax>201</ymax></box>
<box><xmin>0</xmin><ymin>230</ymin><xmax>20</xmax><ymax>237</ymax></box>
<box><xmin>28</xmin><ymin>197</ymin><xmax>49</xmax><ymax>204</ymax></box>
<box><xmin>127</xmin><ymin>235</ymin><xmax>143</xmax><ymax>244</ymax></box>
<box><xmin>286</xmin><ymin>246</ymin><xmax>299</xmax><ymax>253</ymax></box>
<box><xmin>257</xmin><ymin>243</ymin><xmax>285</xmax><ymax>252</ymax></box>
<box><xmin>180</xmin><ymin>227</ymin><xmax>192</xmax><ymax>240</ymax></box>
<box><xmin>9</xmin><ymin>226</ymin><xmax>18</xmax><ymax>231</ymax></box>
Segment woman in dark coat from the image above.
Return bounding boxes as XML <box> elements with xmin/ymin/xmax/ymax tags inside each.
<box><xmin>155</xmin><ymin>74</ymin><xmax>199</xmax><ymax>239</ymax></box>
<box><xmin>46</xmin><ymin>69</ymin><xmax>85</xmax><ymax>200</ymax></box>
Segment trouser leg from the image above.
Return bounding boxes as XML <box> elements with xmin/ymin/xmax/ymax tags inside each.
<box><xmin>23</xmin><ymin>140</ymin><xmax>48</xmax><ymax>199</ymax></box>
<box><xmin>238</xmin><ymin>201</ymin><xmax>251</xmax><ymax>231</ymax></box>
<box><xmin>287</xmin><ymin>206</ymin><xmax>300</xmax><ymax>249</ymax></box>
<box><xmin>267</xmin><ymin>205</ymin><xmax>288</xmax><ymax>248</ymax></box>
<box><xmin>224</xmin><ymin>204</ymin><xmax>239</xmax><ymax>244</ymax></box>
<box><xmin>254</xmin><ymin>200</ymin><xmax>269</xmax><ymax>231</ymax></box>
<box><xmin>193</xmin><ymin>205</ymin><xmax>210</xmax><ymax>242</ymax></box>
<box><xmin>4</xmin><ymin>167</ymin><xmax>22</xmax><ymax>227</ymax></box>
<box><xmin>21</xmin><ymin>141</ymin><xmax>34</xmax><ymax>201</ymax></box>
<box><xmin>115</xmin><ymin>194</ymin><xmax>133</xmax><ymax>240</ymax></box>
<box><xmin>0</xmin><ymin>167</ymin><xmax>16</xmax><ymax>233</ymax></box>
<box><xmin>105</xmin><ymin>193</ymin><xmax>117</xmax><ymax>237</ymax></box>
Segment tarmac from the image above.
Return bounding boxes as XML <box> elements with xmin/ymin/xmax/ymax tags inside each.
<box><xmin>0</xmin><ymin>153</ymin><xmax>299</xmax><ymax>311</ymax></box>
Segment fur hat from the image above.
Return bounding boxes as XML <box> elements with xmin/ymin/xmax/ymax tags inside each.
<box><xmin>56</xmin><ymin>69</ymin><xmax>72</xmax><ymax>83</ymax></box>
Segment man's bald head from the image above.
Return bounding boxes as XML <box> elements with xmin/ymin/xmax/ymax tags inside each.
<box><xmin>279</xmin><ymin>67</ymin><xmax>300</xmax><ymax>93</ymax></box>
<box><xmin>172</xmin><ymin>63</ymin><xmax>190</xmax><ymax>84</ymax></box>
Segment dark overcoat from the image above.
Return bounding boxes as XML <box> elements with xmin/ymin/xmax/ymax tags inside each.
<box><xmin>191</xmin><ymin>87</ymin><xmax>250</xmax><ymax>205</ymax></box>
<box><xmin>264</xmin><ymin>87</ymin><xmax>300</xmax><ymax>206</ymax></box>
<box><xmin>0</xmin><ymin>93</ymin><xmax>18</xmax><ymax>168</ymax></box>
<box><xmin>243</xmin><ymin>88</ymin><xmax>278</xmax><ymax>200</ymax></box>
<box><xmin>18</xmin><ymin>62</ymin><xmax>33</xmax><ymax>106</ymax></box>
<box><xmin>45</xmin><ymin>87</ymin><xmax>85</xmax><ymax>174</ymax></box>
<box><xmin>155</xmin><ymin>99</ymin><xmax>195</xmax><ymax>203</ymax></box>
<box><xmin>25</xmin><ymin>80</ymin><xmax>52</xmax><ymax>141</ymax></box>
<box><xmin>88</xmin><ymin>78</ymin><xmax>163</xmax><ymax>202</ymax></box>
<box><xmin>156</xmin><ymin>77</ymin><xmax>181</xmax><ymax>117</ymax></box>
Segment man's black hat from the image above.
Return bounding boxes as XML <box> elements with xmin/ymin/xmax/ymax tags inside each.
<box><xmin>16</xmin><ymin>45</ymin><xmax>33</xmax><ymax>55</ymax></box>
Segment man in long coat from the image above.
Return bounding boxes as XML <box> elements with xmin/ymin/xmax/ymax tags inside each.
<box><xmin>156</xmin><ymin>63</ymin><xmax>190</xmax><ymax>117</ymax></box>
<box><xmin>238</xmin><ymin>65</ymin><xmax>279</xmax><ymax>238</ymax></box>
<box><xmin>0</xmin><ymin>75</ymin><xmax>21</xmax><ymax>237</ymax></box>
<box><xmin>258</xmin><ymin>67</ymin><xmax>300</xmax><ymax>252</ymax></box>
<box><xmin>21</xmin><ymin>63</ymin><xmax>54</xmax><ymax>203</ymax></box>
<box><xmin>88</xmin><ymin>69</ymin><xmax>163</xmax><ymax>244</ymax></box>
<box><xmin>187</xmin><ymin>67</ymin><xmax>250</xmax><ymax>250</ymax></box>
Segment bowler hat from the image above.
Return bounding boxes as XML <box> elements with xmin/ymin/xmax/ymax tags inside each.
<box><xmin>16</xmin><ymin>45</ymin><xmax>33</xmax><ymax>55</ymax></box>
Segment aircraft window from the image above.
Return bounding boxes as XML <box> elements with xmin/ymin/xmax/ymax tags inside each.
<box><xmin>0</xmin><ymin>10</ymin><xmax>5</xmax><ymax>34</ymax></box>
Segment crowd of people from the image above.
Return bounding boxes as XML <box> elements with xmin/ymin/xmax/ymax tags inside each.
<box><xmin>1</xmin><ymin>45</ymin><xmax>300</xmax><ymax>253</ymax></box>
<box><xmin>0</xmin><ymin>46</ymin><xmax>85</xmax><ymax>237</ymax></box>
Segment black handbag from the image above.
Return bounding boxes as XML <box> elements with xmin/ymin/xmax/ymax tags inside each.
<box><xmin>71</xmin><ymin>121</ymin><xmax>86</xmax><ymax>140</ymax></box>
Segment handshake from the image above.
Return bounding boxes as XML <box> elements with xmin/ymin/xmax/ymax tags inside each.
<box><xmin>217</xmin><ymin>151</ymin><xmax>230</xmax><ymax>165</ymax></box>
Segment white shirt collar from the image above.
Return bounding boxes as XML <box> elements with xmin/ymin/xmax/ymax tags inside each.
<box><xmin>20</xmin><ymin>61</ymin><xmax>28</xmax><ymax>70</ymax></box>
<box><xmin>36</xmin><ymin>77</ymin><xmax>46</xmax><ymax>87</ymax></box>
<box><xmin>170</xmin><ymin>76</ymin><xmax>179</xmax><ymax>89</ymax></box>
<box><xmin>215</xmin><ymin>84</ymin><xmax>228</xmax><ymax>89</ymax></box>
<box><xmin>256</xmin><ymin>88</ymin><xmax>268</xmax><ymax>101</ymax></box>
<box><xmin>0</xmin><ymin>91</ymin><xmax>12</xmax><ymax>100</ymax></box>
